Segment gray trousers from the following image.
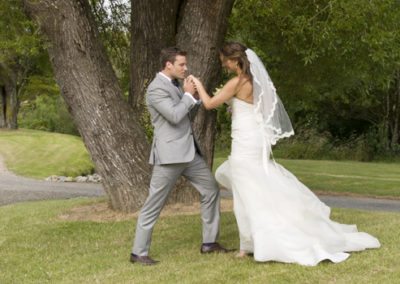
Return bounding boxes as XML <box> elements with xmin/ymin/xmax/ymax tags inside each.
<box><xmin>132</xmin><ymin>153</ymin><xmax>221</xmax><ymax>256</ymax></box>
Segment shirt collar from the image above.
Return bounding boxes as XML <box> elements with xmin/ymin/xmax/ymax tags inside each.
<box><xmin>159</xmin><ymin>72</ymin><xmax>172</xmax><ymax>82</ymax></box>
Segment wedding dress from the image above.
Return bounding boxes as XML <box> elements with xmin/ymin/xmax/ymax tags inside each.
<box><xmin>216</xmin><ymin>97</ymin><xmax>380</xmax><ymax>266</ymax></box>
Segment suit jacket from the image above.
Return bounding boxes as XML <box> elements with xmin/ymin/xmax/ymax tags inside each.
<box><xmin>146</xmin><ymin>73</ymin><xmax>200</xmax><ymax>165</ymax></box>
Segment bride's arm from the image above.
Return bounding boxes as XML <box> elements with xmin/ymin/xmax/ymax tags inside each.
<box><xmin>189</xmin><ymin>76</ymin><xmax>238</xmax><ymax>110</ymax></box>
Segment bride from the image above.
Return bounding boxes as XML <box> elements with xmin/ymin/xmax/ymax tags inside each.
<box><xmin>188</xmin><ymin>42</ymin><xmax>380</xmax><ymax>266</ymax></box>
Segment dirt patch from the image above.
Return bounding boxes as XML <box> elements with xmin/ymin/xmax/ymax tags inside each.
<box><xmin>58</xmin><ymin>199</ymin><xmax>234</xmax><ymax>222</ymax></box>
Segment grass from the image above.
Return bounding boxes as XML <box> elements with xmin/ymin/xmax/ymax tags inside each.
<box><xmin>277</xmin><ymin>159</ymin><xmax>400</xmax><ymax>198</ymax></box>
<box><xmin>0</xmin><ymin>198</ymin><xmax>398</xmax><ymax>283</ymax></box>
<box><xmin>0</xmin><ymin>129</ymin><xmax>399</xmax><ymax>198</ymax></box>
<box><xmin>213</xmin><ymin>150</ymin><xmax>400</xmax><ymax>199</ymax></box>
<box><xmin>0</xmin><ymin>129</ymin><xmax>94</xmax><ymax>178</ymax></box>
<box><xmin>1</xmin><ymin>131</ymin><xmax>399</xmax><ymax>282</ymax></box>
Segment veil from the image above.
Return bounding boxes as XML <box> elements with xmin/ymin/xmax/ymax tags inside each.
<box><xmin>245</xmin><ymin>49</ymin><xmax>294</xmax><ymax>172</ymax></box>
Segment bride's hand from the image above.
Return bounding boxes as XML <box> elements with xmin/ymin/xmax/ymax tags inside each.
<box><xmin>187</xmin><ymin>75</ymin><xmax>202</xmax><ymax>90</ymax></box>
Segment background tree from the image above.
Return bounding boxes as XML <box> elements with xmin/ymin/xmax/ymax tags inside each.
<box><xmin>229</xmin><ymin>0</ymin><xmax>400</xmax><ymax>158</ymax></box>
<box><xmin>0</xmin><ymin>0</ymin><xmax>43</xmax><ymax>129</ymax></box>
<box><xmin>90</xmin><ymin>0</ymin><xmax>130</xmax><ymax>94</ymax></box>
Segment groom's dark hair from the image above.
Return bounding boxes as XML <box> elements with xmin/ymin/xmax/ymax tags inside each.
<box><xmin>160</xmin><ymin>47</ymin><xmax>187</xmax><ymax>69</ymax></box>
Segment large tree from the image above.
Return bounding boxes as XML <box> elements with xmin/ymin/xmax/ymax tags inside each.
<box><xmin>130</xmin><ymin>0</ymin><xmax>234</xmax><ymax>202</ymax></box>
<box><xmin>23</xmin><ymin>0</ymin><xmax>234</xmax><ymax>211</ymax></box>
<box><xmin>130</xmin><ymin>0</ymin><xmax>234</xmax><ymax>161</ymax></box>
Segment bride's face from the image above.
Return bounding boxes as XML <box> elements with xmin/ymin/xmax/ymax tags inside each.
<box><xmin>220</xmin><ymin>55</ymin><xmax>238</xmax><ymax>73</ymax></box>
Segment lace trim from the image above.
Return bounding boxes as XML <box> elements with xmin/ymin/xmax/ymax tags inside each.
<box><xmin>247</xmin><ymin>49</ymin><xmax>294</xmax><ymax>146</ymax></box>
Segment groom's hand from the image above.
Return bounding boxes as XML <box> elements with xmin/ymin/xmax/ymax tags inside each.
<box><xmin>183</xmin><ymin>77</ymin><xmax>196</xmax><ymax>95</ymax></box>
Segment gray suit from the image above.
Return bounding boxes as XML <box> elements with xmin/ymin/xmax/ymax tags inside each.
<box><xmin>132</xmin><ymin>73</ymin><xmax>221</xmax><ymax>256</ymax></box>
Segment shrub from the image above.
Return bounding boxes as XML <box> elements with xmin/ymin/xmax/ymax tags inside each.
<box><xmin>18</xmin><ymin>95</ymin><xmax>79</xmax><ymax>136</ymax></box>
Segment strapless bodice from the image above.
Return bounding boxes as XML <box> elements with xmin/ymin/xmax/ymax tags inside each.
<box><xmin>229</xmin><ymin>98</ymin><xmax>263</xmax><ymax>158</ymax></box>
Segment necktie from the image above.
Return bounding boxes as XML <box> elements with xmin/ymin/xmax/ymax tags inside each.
<box><xmin>172</xmin><ymin>79</ymin><xmax>180</xmax><ymax>88</ymax></box>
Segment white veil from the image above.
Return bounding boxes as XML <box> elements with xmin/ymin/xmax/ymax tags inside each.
<box><xmin>245</xmin><ymin>49</ymin><xmax>294</xmax><ymax>171</ymax></box>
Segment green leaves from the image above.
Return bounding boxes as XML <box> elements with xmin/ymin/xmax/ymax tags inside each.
<box><xmin>228</xmin><ymin>0</ymin><xmax>400</xmax><ymax>149</ymax></box>
<box><xmin>0</xmin><ymin>0</ymin><xmax>42</xmax><ymax>64</ymax></box>
<box><xmin>90</xmin><ymin>0</ymin><xmax>130</xmax><ymax>93</ymax></box>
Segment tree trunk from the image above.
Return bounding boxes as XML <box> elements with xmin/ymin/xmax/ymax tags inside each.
<box><xmin>0</xmin><ymin>64</ymin><xmax>18</xmax><ymax>129</ymax></box>
<box><xmin>130</xmin><ymin>0</ymin><xmax>194</xmax><ymax>205</ymax></box>
<box><xmin>129</xmin><ymin>0</ymin><xmax>234</xmax><ymax>204</ymax></box>
<box><xmin>0</xmin><ymin>85</ymin><xmax>6</xmax><ymax>128</ymax></box>
<box><xmin>129</xmin><ymin>0</ymin><xmax>180</xmax><ymax>112</ymax></box>
<box><xmin>7</xmin><ymin>82</ymin><xmax>18</xmax><ymax>129</ymax></box>
<box><xmin>385</xmin><ymin>90</ymin><xmax>391</xmax><ymax>150</ymax></box>
<box><xmin>0</xmin><ymin>81</ymin><xmax>18</xmax><ymax>129</ymax></box>
<box><xmin>391</xmin><ymin>71</ymin><xmax>400</xmax><ymax>146</ymax></box>
<box><xmin>24</xmin><ymin>0</ymin><xmax>151</xmax><ymax>212</ymax></box>
<box><xmin>177</xmin><ymin>0</ymin><xmax>235</xmax><ymax>166</ymax></box>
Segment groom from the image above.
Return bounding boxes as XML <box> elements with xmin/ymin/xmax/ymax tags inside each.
<box><xmin>130</xmin><ymin>47</ymin><xmax>228</xmax><ymax>265</ymax></box>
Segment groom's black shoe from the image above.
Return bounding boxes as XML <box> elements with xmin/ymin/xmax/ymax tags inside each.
<box><xmin>200</xmin><ymin>242</ymin><xmax>232</xmax><ymax>254</ymax></box>
<box><xmin>130</xmin><ymin>253</ymin><xmax>159</xmax><ymax>265</ymax></box>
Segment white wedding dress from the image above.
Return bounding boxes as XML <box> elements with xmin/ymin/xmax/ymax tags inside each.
<box><xmin>216</xmin><ymin>98</ymin><xmax>380</xmax><ymax>266</ymax></box>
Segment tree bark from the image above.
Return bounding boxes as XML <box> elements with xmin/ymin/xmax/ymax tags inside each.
<box><xmin>0</xmin><ymin>62</ymin><xmax>19</xmax><ymax>129</ymax></box>
<box><xmin>177</xmin><ymin>0</ymin><xmax>235</xmax><ymax>166</ymax></box>
<box><xmin>0</xmin><ymin>85</ymin><xmax>6</xmax><ymax>128</ymax></box>
<box><xmin>24</xmin><ymin>0</ymin><xmax>151</xmax><ymax>212</ymax></box>
<box><xmin>129</xmin><ymin>0</ymin><xmax>180</xmax><ymax>112</ymax></box>
<box><xmin>130</xmin><ymin>0</ymin><xmax>194</xmax><ymax>205</ymax></box>
<box><xmin>0</xmin><ymin>71</ymin><xmax>18</xmax><ymax>130</ymax></box>
<box><xmin>7</xmin><ymin>82</ymin><xmax>19</xmax><ymax>129</ymax></box>
<box><xmin>24</xmin><ymin>0</ymin><xmax>234</xmax><ymax>211</ymax></box>
<box><xmin>391</xmin><ymin>71</ymin><xmax>400</xmax><ymax>146</ymax></box>
<box><xmin>129</xmin><ymin>0</ymin><xmax>234</xmax><ymax>204</ymax></box>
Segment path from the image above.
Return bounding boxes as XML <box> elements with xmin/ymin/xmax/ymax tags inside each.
<box><xmin>0</xmin><ymin>156</ymin><xmax>103</xmax><ymax>206</ymax></box>
<box><xmin>1</xmin><ymin>157</ymin><xmax>400</xmax><ymax>212</ymax></box>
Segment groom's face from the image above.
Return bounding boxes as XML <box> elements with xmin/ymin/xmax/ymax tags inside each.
<box><xmin>166</xmin><ymin>55</ymin><xmax>188</xmax><ymax>79</ymax></box>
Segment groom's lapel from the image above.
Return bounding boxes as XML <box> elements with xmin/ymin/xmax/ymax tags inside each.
<box><xmin>157</xmin><ymin>74</ymin><xmax>182</xmax><ymax>99</ymax></box>
<box><xmin>172</xmin><ymin>83</ymin><xmax>183</xmax><ymax>98</ymax></box>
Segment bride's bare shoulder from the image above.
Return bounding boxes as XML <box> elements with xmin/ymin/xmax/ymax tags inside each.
<box><xmin>226</xmin><ymin>76</ymin><xmax>240</xmax><ymax>85</ymax></box>
<box><xmin>221</xmin><ymin>76</ymin><xmax>251</xmax><ymax>98</ymax></box>
<box><xmin>220</xmin><ymin>77</ymin><xmax>240</xmax><ymax>93</ymax></box>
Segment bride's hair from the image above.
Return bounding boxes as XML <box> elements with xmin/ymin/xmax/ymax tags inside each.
<box><xmin>219</xmin><ymin>42</ymin><xmax>253</xmax><ymax>83</ymax></box>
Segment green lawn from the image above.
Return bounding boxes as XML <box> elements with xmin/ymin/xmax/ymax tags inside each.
<box><xmin>1</xmin><ymin>132</ymin><xmax>399</xmax><ymax>282</ymax></box>
<box><xmin>0</xmin><ymin>129</ymin><xmax>93</xmax><ymax>178</ymax></box>
<box><xmin>278</xmin><ymin>159</ymin><xmax>400</xmax><ymax>198</ymax></box>
<box><xmin>0</xmin><ymin>198</ymin><xmax>398</xmax><ymax>284</ymax></box>
<box><xmin>0</xmin><ymin>129</ymin><xmax>399</xmax><ymax>198</ymax></box>
<box><xmin>213</xmin><ymin>150</ymin><xmax>400</xmax><ymax>198</ymax></box>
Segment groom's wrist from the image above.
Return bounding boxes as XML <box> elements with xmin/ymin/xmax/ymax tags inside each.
<box><xmin>183</xmin><ymin>92</ymin><xmax>198</xmax><ymax>103</ymax></box>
